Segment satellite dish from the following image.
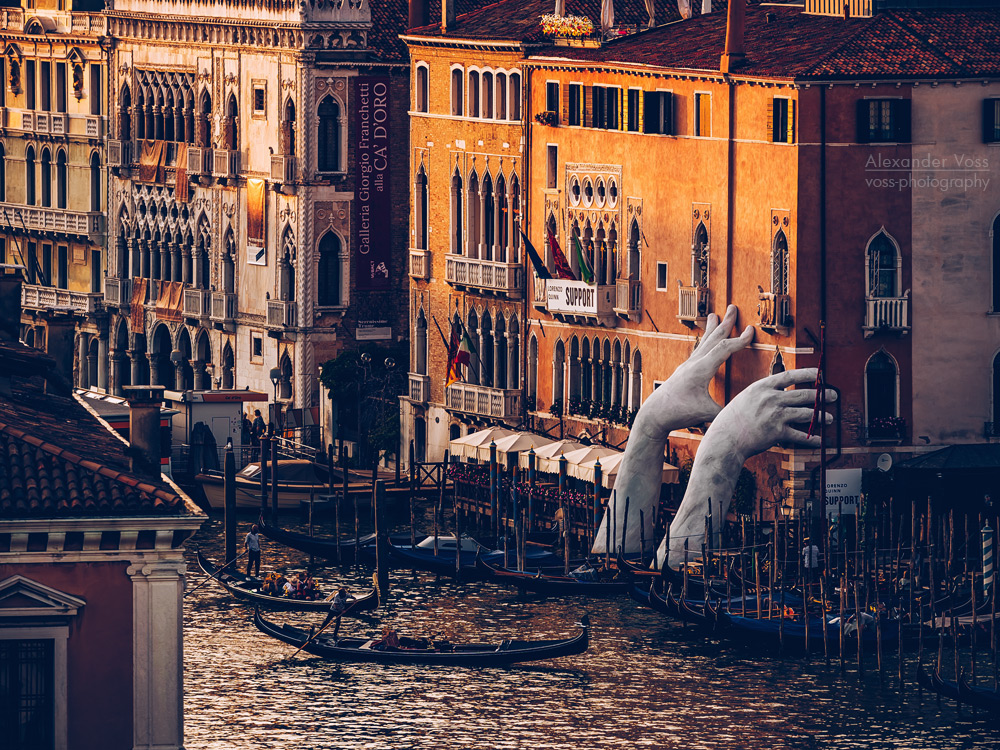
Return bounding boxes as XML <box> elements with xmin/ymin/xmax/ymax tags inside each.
<box><xmin>877</xmin><ymin>453</ymin><xmax>893</xmax><ymax>473</ymax></box>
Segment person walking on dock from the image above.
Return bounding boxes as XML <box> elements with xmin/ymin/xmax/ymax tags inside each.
<box><xmin>245</xmin><ymin>524</ymin><xmax>262</xmax><ymax>578</ymax></box>
<box><xmin>802</xmin><ymin>538</ymin><xmax>820</xmax><ymax>591</ymax></box>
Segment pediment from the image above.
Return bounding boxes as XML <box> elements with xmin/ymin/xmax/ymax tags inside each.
<box><xmin>5</xmin><ymin>43</ymin><xmax>22</xmax><ymax>61</ymax></box>
<box><xmin>0</xmin><ymin>575</ymin><xmax>86</xmax><ymax>618</ymax></box>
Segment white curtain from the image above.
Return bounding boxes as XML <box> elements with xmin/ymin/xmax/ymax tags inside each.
<box><xmin>644</xmin><ymin>0</ymin><xmax>656</xmax><ymax>26</ymax></box>
<box><xmin>677</xmin><ymin>0</ymin><xmax>692</xmax><ymax>19</ymax></box>
<box><xmin>601</xmin><ymin>0</ymin><xmax>615</xmax><ymax>31</ymax></box>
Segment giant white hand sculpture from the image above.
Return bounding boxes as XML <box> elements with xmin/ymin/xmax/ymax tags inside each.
<box><xmin>592</xmin><ymin>304</ymin><xmax>753</xmax><ymax>556</ymax></box>
<box><xmin>657</xmin><ymin>368</ymin><xmax>836</xmax><ymax>569</ymax></box>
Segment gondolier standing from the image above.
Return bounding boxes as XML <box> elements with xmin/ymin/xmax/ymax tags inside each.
<box><xmin>330</xmin><ymin>587</ymin><xmax>351</xmax><ymax>642</ymax></box>
<box><xmin>245</xmin><ymin>524</ymin><xmax>262</xmax><ymax>578</ymax></box>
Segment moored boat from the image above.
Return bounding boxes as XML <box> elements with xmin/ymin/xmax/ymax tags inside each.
<box><xmin>197</xmin><ymin>460</ymin><xmax>334</xmax><ymax>511</ymax></box>
<box><xmin>476</xmin><ymin>555</ymin><xmax>631</xmax><ymax>596</ymax></box>
<box><xmin>196</xmin><ymin>551</ymin><xmax>378</xmax><ymax>615</ymax></box>
<box><xmin>387</xmin><ymin>536</ymin><xmax>563</xmax><ymax>579</ymax></box>
<box><xmin>253</xmin><ymin>609</ymin><xmax>590</xmax><ymax>665</ymax></box>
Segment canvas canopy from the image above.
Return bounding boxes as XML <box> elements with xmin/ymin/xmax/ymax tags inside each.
<box><xmin>447</xmin><ymin>427</ymin><xmax>517</xmax><ymax>460</ymax></box>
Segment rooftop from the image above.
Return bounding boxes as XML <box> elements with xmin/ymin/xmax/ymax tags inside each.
<box><xmin>525</xmin><ymin>2</ymin><xmax>1000</xmax><ymax>80</ymax></box>
<box><xmin>0</xmin><ymin>340</ymin><xmax>194</xmax><ymax>520</ymax></box>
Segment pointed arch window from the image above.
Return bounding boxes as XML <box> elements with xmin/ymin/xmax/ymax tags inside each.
<box><xmin>553</xmin><ymin>339</ymin><xmax>565</xmax><ymax>410</ymax></box>
<box><xmin>468</xmin><ymin>71</ymin><xmax>480</xmax><ymax>118</ymax></box>
<box><xmin>415</xmin><ymin>64</ymin><xmax>429</xmax><ymax>113</ymax></box>
<box><xmin>414</xmin><ymin>164</ymin><xmax>428</xmax><ymax>250</ymax></box>
<box><xmin>224</xmin><ymin>93</ymin><xmax>239</xmax><ymax>150</ymax></box>
<box><xmin>867</xmin><ymin>230</ymin><xmax>900</xmax><ymax>298</ymax></box>
<box><xmin>120</xmin><ymin>84</ymin><xmax>132</xmax><ymax>141</ymax></box>
<box><xmin>40</xmin><ymin>148</ymin><xmax>51</xmax><ymax>207</ymax></box>
<box><xmin>282</xmin><ymin>99</ymin><xmax>296</xmax><ymax>156</ymax></box>
<box><xmin>992</xmin><ymin>214</ymin><xmax>1000</xmax><ymax>312</ymax></box>
<box><xmin>451</xmin><ymin>169</ymin><xmax>463</xmax><ymax>254</ymax></box>
<box><xmin>56</xmin><ymin>150</ymin><xmax>67</xmax><ymax>209</ymax></box>
<box><xmin>527</xmin><ymin>334</ymin><xmax>538</xmax><ymax>402</ymax></box>
<box><xmin>467</xmin><ymin>170</ymin><xmax>480</xmax><ymax>258</ymax></box>
<box><xmin>865</xmin><ymin>351</ymin><xmax>900</xmax><ymax>438</ymax></box>
<box><xmin>415</xmin><ymin>309</ymin><xmax>428</xmax><ymax>376</ymax></box>
<box><xmin>317</xmin><ymin>232</ymin><xmax>342</xmax><ymax>307</ymax></box>
<box><xmin>197</xmin><ymin>90</ymin><xmax>212</xmax><ymax>148</ymax></box>
<box><xmin>482</xmin><ymin>173</ymin><xmax>494</xmax><ymax>260</ymax></box>
<box><xmin>628</xmin><ymin>219</ymin><xmax>640</xmax><ymax>280</ymax></box>
<box><xmin>279</xmin><ymin>228</ymin><xmax>295</xmax><ymax>302</ymax></box>
<box><xmin>692</xmin><ymin>222</ymin><xmax>709</xmax><ymax>288</ymax></box>
<box><xmin>772</xmin><ymin>229</ymin><xmax>788</xmax><ymax>295</ymax></box>
<box><xmin>318</xmin><ymin>97</ymin><xmax>341</xmax><ymax>172</ymax></box>
<box><xmin>89</xmin><ymin>153</ymin><xmax>101</xmax><ymax>212</ymax></box>
<box><xmin>451</xmin><ymin>68</ymin><xmax>464</xmax><ymax>116</ymax></box>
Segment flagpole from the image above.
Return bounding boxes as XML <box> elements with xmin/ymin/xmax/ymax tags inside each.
<box><xmin>430</xmin><ymin>315</ymin><xmax>451</xmax><ymax>351</ymax></box>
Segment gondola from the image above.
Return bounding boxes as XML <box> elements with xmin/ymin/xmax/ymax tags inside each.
<box><xmin>387</xmin><ymin>536</ymin><xmax>563</xmax><ymax>579</ymax></box>
<box><xmin>253</xmin><ymin>609</ymin><xmax>590</xmax><ymax>665</ymax></box>
<box><xmin>665</xmin><ymin>585</ymin><xmax>718</xmax><ymax>627</ymax></box>
<box><xmin>196</xmin><ymin>551</ymin><xmax>379</xmax><ymax>615</ymax></box>
<box><xmin>475</xmin><ymin>554</ymin><xmax>631</xmax><ymax>596</ymax></box>
<box><xmin>615</xmin><ymin>550</ymin><xmax>660</xmax><ymax>578</ymax></box>
<box><xmin>719</xmin><ymin>609</ymin><xmax>898</xmax><ymax>649</ymax></box>
<box><xmin>257</xmin><ymin>516</ymin><xmax>414</xmax><ymax>564</ymax></box>
<box><xmin>959</xmin><ymin>673</ymin><xmax>1000</xmax><ymax>712</ymax></box>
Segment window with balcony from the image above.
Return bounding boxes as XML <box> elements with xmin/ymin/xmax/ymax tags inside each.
<box><xmin>317</xmin><ymin>232</ymin><xmax>342</xmax><ymax>307</ymax></box>
<box><xmin>772</xmin><ymin>229</ymin><xmax>788</xmax><ymax>295</ymax></box>
<box><xmin>40</xmin><ymin>148</ymin><xmax>51</xmax><ymax>207</ymax></box>
<box><xmin>482</xmin><ymin>173</ymin><xmax>495</xmax><ymax>260</ymax></box>
<box><xmin>692</xmin><ymin>221</ymin><xmax>709</xmax><ymax>288</ymax></box>
<box><xmin>545</xmin><ymin>81</ymin><xmax>559</xmax><ymax>119</ymax></box>
<box><xmin>56</xmin><ymin>150</ymin><xmax>67</xmax><ymax>209</ymax></box>
<box><xmin>415</xmin><ymin>63</ymin><xmax>428</xmax><ymax>113</ymax></box>
<box><xmin>25</xmin><ymin>146</ymin><xmax>36</xmax><ymax>205</ymax></box>
<box><xmin>120</xmin><ymin>85</ymin><xmax>132</xmax><ymax>141</ymax></box>
<box><xmin>769</xmin><ymin>97</ymin><xmax>794</xmax><ymax>143</ymax></box>
<box><xmin>451</xmin><ymin>68</ymin><xmax>464</xmax><ymax>116</ymax></box>
<box><xmin>865</xmin><ymin>350</ymin><xmax>900</xmax><ymax>439</ymax></box>
<box><xmin>281</xmin><ymin>99</ymin><xmax>296</xmax><ymax>155</ymax></box>
<box><xmin>857</xmin><ymin>98</ymin><xmax>910</xmax><ymax>143</ymax></box>
<box><xmin>450</xmin><ymin>168</ymin><xmax>463</xmax><ymax>254</ymax></box>
<box><xmin>867</xmin><ymin>230</ymin><xmax>899</xmax><ymax>298</ymax></box>
<box><xmin>317</xmin><ymin>97</ymin><xmax>341</xmax><ymax>172</ymax></box>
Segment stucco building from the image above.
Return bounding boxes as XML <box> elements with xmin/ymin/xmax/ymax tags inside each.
<box><xmin>0</xmin><ymin>1</ymin><xmax>108</xmax><ymax>392</ymax></box>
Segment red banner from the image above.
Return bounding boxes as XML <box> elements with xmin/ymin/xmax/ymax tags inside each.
<box><xmin>354</xmin><ymin>76</ymin><xmax>392</xmax><ymax>291</ymax></box>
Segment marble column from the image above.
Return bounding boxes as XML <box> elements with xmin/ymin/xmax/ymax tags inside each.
<box><xmin>193</xmin><ymin>250</ymin><xmax>205</xmax><ymax>290</ymax></box>
<box><xmin>171</xmin><ymin>243</ymin><xmax>182</xmax><ymax>282</ymax></box>
<box><xmin>140</xmin><ymin>239</ymin><xmax>151</xmax><ymax>279</ymax></box>
<box><xmin>173</xmin><ymin>354</ymin><xmax>185</xmax><ymax>391</ymax></box>
<box><xmin>159</xmin><ymin>241</ymin><xmax>171</xmax><ymax>282</ymax></box>
<box><xmin>182</xmin><ymin>245</ymin><xmax>192</xmax><ymax>285</ymax></box>
<box><xmin>78</xmin><ymin>334</ymin><xmax>89</xmax><ymax>389</ymax></box>
<box><xmin>97</xmin><ymin>335</ymin><xmax>108</xmax><ymax>392</ymax></box>
<box><xmin>192</xmin><ymin>361</ymin><xmax>207</xmax><ymax>391</ymax></box>
<box><xmin>129</xmin><ymin>349</ymin><xmax>141</xmax><ymax>387</ymax></box>
<box><xmin>147</xmin><ymin>353</ymin><xmax>160</xmax><ymax>389</ymax></box>
<box><xmin>110</xmin><ymin>351</ymin><xmax>125</xmax><ymax>396</ymax></box>
<box><xmin>506</xmin><ymin>333</ymin><xmax>516</xmax><ymax>391</ymax></box>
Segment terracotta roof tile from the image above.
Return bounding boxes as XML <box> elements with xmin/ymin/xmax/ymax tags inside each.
<box><xmin>0</xmin><ymin>340</ymin><xmax>188</xmax><ymax>519</ymax></box>
<box><xmin>526</xmin><ymin>3</ymin><xmax>1000</xmax><ymax>80</ymax></box>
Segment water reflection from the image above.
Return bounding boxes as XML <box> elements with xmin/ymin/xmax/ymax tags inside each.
<box><xmin>184</xmin><ymin>516</ymin><xmax>999</xmax><ymax>749</ymax></box>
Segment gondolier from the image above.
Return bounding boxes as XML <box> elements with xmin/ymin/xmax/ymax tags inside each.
<box><xmin>245</xmin><ymin>524</ymin><xmax>262</xmax><ymax>578</ymax></box>
<box><xmin>330</xmin><ymin>587</ymin><xmax>351</xmax><ymax>642</ymax></box>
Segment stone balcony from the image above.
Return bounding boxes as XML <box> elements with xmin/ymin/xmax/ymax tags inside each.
<box><xmin>108</xmin><ymin>139</ymin><xmax>132</xmax><ymax>168</ymax></box>
<box><xmin>104</xmin><ymin>277</ymin><xmax>131</xmax><ymax>308</ymax></box>
<box><xmin>213</xmin><ymin>149</ymin><xmax>240</xmax><ymax>180</ymax></box>
<box><xmin>408</xmin><ymin>373</ymin><xmax>430</xmax><ymax>403</ymax></box>
<box><xmin>409</xmin><ymin>249</ymin><xmax>430</xmax><ymax>280</ymax></box>
<box><xmin>270</xmin><ymin>154</ymin><xmax>297</xmax><ymax>184</ymax></box>
<box><xmin>614</xmin><ymin>279</ymin><xmax>642</xmax><ymax>319</ymax></box>
<box><xmin>187</xmin><ymin>146</ymin><xmax>212</xmax><ymax>174</ymax></box>
<box><xmin>677</xmin><ymin>285</ymin><xmax>709</xmax><ymax>325</ymax></box>
<box><xmin>445</xmin><ymin>382</ymin><xmax>521</xmax><ymax>420</ymax></box>
<box><xmin>211</xmin><ymin>292</ymin><xmax>237</xmax><ymax>330</ymax></box>
<box><xmin>22</xmin><ymin>283</ymin><xmax>102</xmax><ymax>315</ymax></box>
<box><xmin>445</xmin><ymin>254</ymin><xmax>522</xmax><ymax>298</ymax></box>
<box><xmin>864</xmin><ymin>293</ymin><xmax>910</xmax><ymax>338</ymax></box>
<box><xmin>266</xmin><ymin>299</ymin><xmax>296</xmax><ymax>332</ymax></box>
<box><xmin>542</xmin><ymin>278</ymin><xmax>616</xmax><ymax>326</ymax></box>
<box><xmin>0</xmin><ymin>202</ymin><xmax>105</xmax><ymax>242</ymax></box>
<box><xmin>758</xmin><ymin>292</ymin><xmax>792</xmax><ymax>333</ymax></box>
<box><xmin>183</xmin><ymin>288</ymin><xmax>211</xmax><ymax>321</ymax></box>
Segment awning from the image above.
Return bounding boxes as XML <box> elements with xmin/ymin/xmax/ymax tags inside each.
<box><xmin>567</xmin><ymin>451</ymin><xmax>679</xmax><ymax>488</ymax></box>
<box><xmin>448</xmin><ymin>426</ymin><xmax>517</xmax><ymax>460</ymax></box>
<box><xmin>522</xmin><ymin>439</ymin><xmax>585</xmax><ymax>474</ymax></box>
<box><xmin>483</xmin><ymin>432</ymin><xmax>556</xmax><ymax>462</ymax></box>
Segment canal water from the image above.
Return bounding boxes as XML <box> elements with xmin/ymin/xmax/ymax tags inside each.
<box><xmin>183</xmin><ymin>514</ymin><xmax>1000</xmax><ymax>749</ymax></box>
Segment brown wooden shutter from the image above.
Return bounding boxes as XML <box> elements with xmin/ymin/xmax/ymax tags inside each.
<box><xmin>766</xmin><ymin>98</ymin><xmax>774</xmax><ymax>142</ymax></box>
<box><xmin>664</xmin><ymin>92</ymin><xmax>673</xmax><ymax>135</ymax></box>
<box><xmin>560</xmin><ymin>84</ymin><xmax>568</xmax><ymax>125</ymax></box>
<box><xmin>618</xmin><ymin>88</ymin><xmax>624</xmax><ymax>130</ymax></box>
<box><xmin>583</xmin><ymin>85</ymin><xmax>593</xmax><ymax>128</ymax></box>
<box><xmin>787</xmin><ymin>99</ymin><xmax>795</xmax><ymax>144</ymax></box>
<box><xmin>636</xmin><ymin>89</ymin><xmax>644</xmax><ymax>133</ymax></box>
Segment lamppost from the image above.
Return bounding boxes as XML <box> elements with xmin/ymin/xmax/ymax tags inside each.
<box><xmin>357</xmin><ymin>353</ymin><xmax>397</xmax><ymax>470</ymax></box>
<box><xmin>269</xmin><ymin>366</ymin><xmax>281</xmax><ymax>434</ymax></box>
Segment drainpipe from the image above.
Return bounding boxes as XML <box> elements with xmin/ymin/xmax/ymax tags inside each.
<box><xmin>723</xmin><ymin>76</ymin><xmax>736</xmax><ymax>404</ymax></box>
<box><xmin>521</xmin><ymin>58</ymin><xmax>532</xmax><ymax>428</ymax></box>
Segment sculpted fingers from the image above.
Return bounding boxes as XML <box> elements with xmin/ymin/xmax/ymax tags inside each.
<box><xmin>765</xmin><ymin>367</ymin><xmax>818</xmax><ymax>391</ymax></box>
<box><xmin>700</xmin><ymin>304</ymin><xmax>738</xmax><ymax>352</ymax></box>
<box><xmin>782</xmin><ymin>427</ymin><xmax>823</xmax><ymax>447</ymax></box>
<box><xmin>781</xmin><ymin>407</ymin><xmax>821</xmax><ymax>424</ymax></box>
<box><xmin>778</xmin><ymin>387</ymin><xmax>839</xmax><ymax>406</ymax></box>
<box><xmin>710</xmin><ymin>324</ymin><xmax>755</xmax><ymax>366</ymax></box>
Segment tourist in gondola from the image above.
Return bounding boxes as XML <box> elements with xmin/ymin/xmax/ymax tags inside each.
<box><xmin>244</xmin><ymin>524</ymin><xmax>262</xmax><ymax>578</ymax></box>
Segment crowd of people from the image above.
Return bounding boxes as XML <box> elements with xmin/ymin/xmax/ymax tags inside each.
<box><xmin>260</xmin><ymin>571</ymin><xmax>320</xmax><ymax>600</ymax></box>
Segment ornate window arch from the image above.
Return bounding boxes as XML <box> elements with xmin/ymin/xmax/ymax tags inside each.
<box><xmin>279</xmin><ymin>227</ymin><xmax>295</xmax><ymax>302</ymax></box>
<box><xmin>414</xmin><ymin>161</ymin><xmax>428</xmax><ymax>250</ymax></box>
<box><xmin>414</xmin><ymin>62</ymin><xmax>429</xmax><ymax>113</ymax></box>
<box><xmin>772</xmin><ymin>229</ymin><xmax>789</xmax><ymax>295</ymax></box>
<box><xmin>317</xmin><ymin>231</ymin><xmax>342</xmax><ymax>307</ymax></box>
<box><xmin>865</xmin><ymin>349</ymin><xmax>899</xmax><ymax>436</ymax></box>
<box><xmin>866</xmin><ymin>229</ymin><xmax>901</xmax><ymax>298</ymax></box>
<box><xmin>415</xmin><ymin>307</ymin><xmax>428</xmax><ymax>376</ymax></box>
<box><xmin>450</xmin><ymin>167</ymin><xmax>463</xmax><ymax>254</ymax></box>
<box><xmin>553</xmin><ymin>338</ymin><xmax>566</xmax><ymax>410</ymax></box>
<box><xmin>450</xmin><ymin>66</ymin><xmax>464</xmax><ymax>116</ymax></box>
<box><xmin>39</xmin><ymin>147</ymin><xmax>51</xmax><ymax>207</ymax></box>
<box><xmin>317</xmin><ymin>95</ymin><xmax>342</xmax><ymax>172</ymax></box>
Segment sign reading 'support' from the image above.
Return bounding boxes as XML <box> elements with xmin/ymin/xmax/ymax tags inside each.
<box><xmin>354</xmin><ymin>76</ymin><xmax>391</xmax><ymax>291</ymax></box>
<box><xmin>546</xmin><ymin>279</ymin><xmax>611</xmax><ymax>315</ymax></box>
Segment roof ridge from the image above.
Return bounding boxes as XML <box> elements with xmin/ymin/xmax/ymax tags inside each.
<box><xmin>796</xmin><ymin>11</ymin><xmax>882</xmax><ymax>78</ymax></box>
<box><xmin>0</xmin><ymin>419</ymin><xmax>180</xmax><ymax>505</ymax></box>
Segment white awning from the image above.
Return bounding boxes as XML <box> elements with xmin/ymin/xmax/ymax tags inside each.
<box><xmin>447</xmin><ymin>426</ymin><xmax>517</xmax><ymax>460</ymax></box>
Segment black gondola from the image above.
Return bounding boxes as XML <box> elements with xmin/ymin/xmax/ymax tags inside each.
<box><xmin>257</xmin><ymin>515</ymin><xmax>380</xmax><ymax>563</ymax></box>
<box><xmin>959</xmin><ymin>673</ymin><xmax>1000</xmax><ymax>712</ymax></box>
<box><xmin>196</xmin><ymin>551</ymin><xmax>378</xmax><ymax>615</ymax></box>
<box><xmin>253</xmin><ymin>609</ymin><xmax>590</xmax><ymax>665</ymax></box>
<box><xmin>475</xmin><ymin>554</ymin><xmax>631</xmax><ymax>596</ymax></box>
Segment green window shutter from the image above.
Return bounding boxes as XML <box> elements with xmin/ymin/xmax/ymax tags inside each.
<box><xmin>766</xmin><ymin>98</ymin><xmax>774</xmax><ymax>143</ymax></box>
<box><xmin>584</xmin><ymin>85</ymin><xmax>593</xmax><ymax>128</ymax></box>
<box><xmin>787</xmin><ymin>99</ymin><xmax>795</xmax><ymax>144</ymax></box>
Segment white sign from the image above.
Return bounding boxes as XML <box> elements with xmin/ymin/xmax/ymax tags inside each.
<box><xmin>546</xmin><ymin>279</ymin><xmax>611</xmax><ymax>316</ymax></box>
<box><xmin>356</xmin><ymin>320</ymin><xmax>392</xmax><ymax>341</ymax></box>
<box><xmin>825</xmin><ymin>468</ymin><xmax>862</xmax><ymax>517</ymax></box>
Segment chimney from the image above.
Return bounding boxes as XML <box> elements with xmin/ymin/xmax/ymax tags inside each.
<box><xmin>408</xmin><ymin>0</ymin><xmax>429</xmax><ymax>30</ymax></box>
<box><xmin>124</xmin><ymin>385</ymin><xmax>166</xmax><ymax>475</ymax></box>
<box><xmin>0</xmin><ymin>264</ymin><xmax>24</xmax><ymax>342</ymax></box>
<box><xmin>842</xmin><ymin>1</ymin><xmax>850</xmax><ymax>19</ymax></box>
<box><xmin>441</xmin><ymin>0</ymin><xmax>455</xmax><ymax>33</ymax></box>
<box><xmin>720</xmin><ymin>0</ymin><xmax>746</xmax><ymax>73</ymax></box>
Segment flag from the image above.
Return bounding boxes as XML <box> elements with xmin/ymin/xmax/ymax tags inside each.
<box><xmin>548</xmin><ymin>230</ymin><xmax>577</xmax><ymax>281</ymax></box>
<box><xmin>677</xmin><ymin>0</ymin><xmax>693</xmax><ymax>19</ymax></box>
<box><xmin>573</xmin><ymin>234</ymin><xmax>595</xmax><ymax>284</ymax></box>
<box><xmin>601</xmin><ymin>0</ymin><xmax>614</xmax><ymax>32</ymax></box>
<box><xmin>446</xmin><ymin>323</ymin><xmax>477</xmax><ymax>386</ymax></box>
<box><xmin>519</xmin><ymin>228</ymin><xmax>552</xmax><ymax>280</ymax></box>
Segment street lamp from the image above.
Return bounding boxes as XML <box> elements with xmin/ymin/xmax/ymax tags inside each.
<box><xmin>269</xmin><ymin>367</ymin><xmax>280</xmax><ymax>433</ymax></box>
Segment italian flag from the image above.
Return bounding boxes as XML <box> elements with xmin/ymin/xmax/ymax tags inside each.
<box><xmin>573</xmin><ymin>235</ymin><xmax>595</xmax><ymax>284</ymax></box>
<box><xmin>446</xmin><ymin>325</ymin><xmax>477</xmax><ymax>387</ymax></box>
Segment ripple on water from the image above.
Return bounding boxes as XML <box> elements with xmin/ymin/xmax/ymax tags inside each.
<box><xmin>183</xmin><ymin>516</ymin><xmax>1000</xmax><ymax>749</ymax></box>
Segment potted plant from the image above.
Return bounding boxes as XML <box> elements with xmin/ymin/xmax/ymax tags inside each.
<box><xmin>534</xmin><ymin>110</ymin><xmax>558</xmax><ymax>126</ymax></box>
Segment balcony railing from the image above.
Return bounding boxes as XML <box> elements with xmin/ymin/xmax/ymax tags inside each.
<box><xmin>104</xmin><ymin>277</ymin><xmax>131</xmax><ymax>307</ymax></box>
<box><xmin>864</xmin><ymin>294</ymin><xmax>910</xmax><ymax>337</ymax></box>
<box><xmin>678</xmin><ymin>285</ymin><xmax>710</xmax><ymax>323</ymax></box>
<box><xmin>21</xmin><ymin>283</ymin><xmax>101</xmax><ymax>314</ymax></box>
<box><xmin>758</xmin><ymin>292</ymin><xmax>792</xmax><ymax>331</ymax></box>
<box><xmin>270</xmin><ymin>154</ymin><xmax>296</xmax><ymax>183</ymax></box>
<box><xmin>408</xmin><ymin>373</ymin><xmax>431</xmax><ymax>403</ymax></box>
<box><xmin>183</xmin><ymin>288</ymin><xmax>211</xmax><ymax>319</ymax></box>
<box><xmin>445</xmin><ymin>383</ymin><xmax>521</xmax><ymax>420</ymax></box>
<box><xmin>210</xmin><ymin>291</ymin><xmax>237</xmax><ymax>325</ymax></box>
<box><xmin>108</xmin><ymin>139</ymin><xmax>131</xmax><ymax>167</ymax></box>
<box><xmin>543</xmin><ymin>278</ymin><xmax>616</xmax><ymax>323</ymax></box>
<box><xmin>866</xmin><ymin>417</ymin><xmax>906</xmax><ymax>442</ymax></box>
<box><xmin>213</xmin><ymin>149</ymin><xmax>240</xmax><ymax>179</ymax></box>
<box><xmin>188</xmin><ymin>146</ymin><xmax>211</xmax><ymax>174</ymax></box>
<box><xmin>409</xmin><ymin>249</ymin><xmax>430</xmax><ymax>280</ymax></box>
<box><xmin>0</xmin><ymin>203</ymin><xmax>104</xmax><ymax>240</ymax></box>
<box><xmin>532</xmin><ymin>277</ymin><xmax>547</xmax><ymax>308</ymax></box>
<box><xmin>85</xmin><ymin>116</ymin><xmax>103</xmax><ymax>138</ymax></box>
<box><xmin>614</xmin><ymin>279</ymin><xmax>642</xmax><ymax>318</ymax></box>
<box><xmin>445</xmin><ymin>254</ymin><xmax>523</xmax><ymax>296</ymax></box>
<box><xmin>266</xmin><ymin>299</ymin><xmax>296</xmax><ymax>329</ymax></box>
